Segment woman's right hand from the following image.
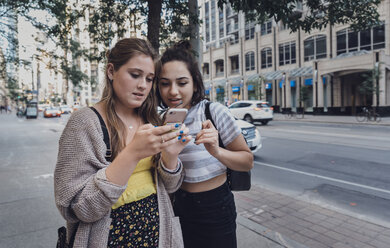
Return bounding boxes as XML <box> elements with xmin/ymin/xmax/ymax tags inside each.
<box><xmin>125</xmin><ymin>123</ymin><xmax>183</xmax><ymax>160</ymax></box>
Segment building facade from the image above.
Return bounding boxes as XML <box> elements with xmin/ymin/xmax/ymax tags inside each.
<box><xmin>200</xmin><ymin>0</ymin><xmax>390</xmax><ymax>116</ymax></box>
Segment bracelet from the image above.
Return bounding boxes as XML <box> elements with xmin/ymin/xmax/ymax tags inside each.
<box><xmin>160</xmin><ymin>159</ymin><xmax>182</xmax><ymax>174</ymax></box>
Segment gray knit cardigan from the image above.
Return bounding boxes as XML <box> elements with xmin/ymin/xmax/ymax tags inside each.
<box><xmin>54</xmin><ymin>107</ymin><xmax>184</xmax><ymax>248</ymax></box>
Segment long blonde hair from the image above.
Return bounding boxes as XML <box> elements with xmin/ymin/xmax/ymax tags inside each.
<box><xmin>100</xmin><ymin>38</ymin><xmax>161</xmax><ymax>159</ymax></box>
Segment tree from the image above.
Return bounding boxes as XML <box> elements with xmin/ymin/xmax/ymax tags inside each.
<box><xmin>299</xmin><ymin>85</ymin><xmax>310</xmax><ymax>118</ymax></box>
<box><xmin>39</xmin><ymin>0</ymin><xmax>90</xmax><ymax>104</ymax></box>
<box><xmin>86</xmin><ymin>0</ymin><xmax>199</xmax><ymax>55</ymax></box>
<box><xmin>359</xmin><ymin>62</ymin><xmax>382</xmax><ymax>107</ymax></box>
<box><xmin>219</xmin><ymin>0</ymin><xmax>381</xmax><ymax>33</ymax></box>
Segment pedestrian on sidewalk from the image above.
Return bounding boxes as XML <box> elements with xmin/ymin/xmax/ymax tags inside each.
<box><xmin>54</xmin><ymin>38</ymin><xmax>191</xmax><ymax>248</ymax></box>
<box><xmin>156</xmin><ymin>40</ymin><xmax>254</xmax><ymax>248</ymax></box>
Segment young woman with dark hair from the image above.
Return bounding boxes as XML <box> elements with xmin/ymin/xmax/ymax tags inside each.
<box><xmin>156</xmin><ymin>40</ymin><xmax>253</xmax><ymax>248</ymax></box>
<box><xmin>54</xmin><ymin>38</ymin><xmax>191</xmax><ymax>248</ymax></box>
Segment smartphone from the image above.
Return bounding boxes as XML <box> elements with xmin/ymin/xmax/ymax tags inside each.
<box><xmin>163</xmin><ymin>108</ymin><xmax>188</xmax><ymax>128</ymax></box>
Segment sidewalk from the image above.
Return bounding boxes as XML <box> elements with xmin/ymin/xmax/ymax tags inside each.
<box><xmin>235</xmin><ymin>185</ymin><xmax>390</xmax><ymax>248</ymax></box>
<box><xmin>272</xmin><ymin>113</ymin><xmax>390</xmax><ymax>126</ymax></box>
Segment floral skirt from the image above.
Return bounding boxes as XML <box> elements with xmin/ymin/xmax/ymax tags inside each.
<box><xmin>107</xmin><ymin>194</ymin><xmax>159</xmax><ymax>248</ymax></box>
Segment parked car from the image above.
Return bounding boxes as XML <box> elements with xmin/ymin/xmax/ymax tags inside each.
<box><xmin>60</xmin><ymin>105</ymin><xmax>73</xmax><ymax>114</ymax></box>
<box><xmin>228</xmin><ymin>100</ymin><xmax>273</xmax><ymax>125</ymax></box>
<box><xmin>43</xmin><ymin>107</ymin><xmax>62</xmax><ymax>118</ymax></box>
<box><xmin>236</xmin><ymin>119</ymin><xmax>262</xmax><ymax>153</ymax></box>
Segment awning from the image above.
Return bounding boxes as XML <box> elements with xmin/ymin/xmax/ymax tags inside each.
<box><xmin>228</xmin><ymin>76</ymin><xmax>242</xmax><ymax>85</ymax></box>
<box><xmin>261</xmin><ymin>70</ymin><xmax>285</xmax><ymax>80</ymax></box>
<box><xmin>214</xmin><ymin>78</ymin><xmax>227</xmax><ymax>86</ymax></box>
<box><xmin>305</xmin><ymin>78</ymin><xmax>313</xmax><ymax>86</ymax></box>
<box><xmin>246</xmin><ymin>73</ymin><xmax>259</xmax><ymax>83</ymax></box>
<box><xmin>289</xmin><ymin>66</ymin><xmax>313</xmax><ymax>78</ymax></box>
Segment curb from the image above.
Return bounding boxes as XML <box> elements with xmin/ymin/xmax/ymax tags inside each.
<box><xmin>237</xmin><ymin>215</ymin><xmax>310</xmax><ymax>248</ymax></box>
<box><xmin>272</xmin><ymin>118</ymin><xmax>390</xmax><ymax>126</ymax></box>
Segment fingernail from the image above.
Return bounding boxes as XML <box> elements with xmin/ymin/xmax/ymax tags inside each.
<box><xmin>180</xmin><ymin>130</ymin><xmax>183</xmax><ymax>134</ymax></box>
<box><xmin>175</xmin><ymin>123</ymin><xmax>179</xmax><ymax>128</ymax></box>
<box><xmin>182</xmin><ymin>139</ymin><xmax>186</xmax><ymax>142</ymax></box>
<box><xmin>178</xmin><ymin>136</ymin><xmax>182</xmax><ymax>140</ymax></box>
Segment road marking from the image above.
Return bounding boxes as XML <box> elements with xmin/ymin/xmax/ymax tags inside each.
<box><xmin>33</xmin><ymin>173</ymin><xmax>53</xmax><ymax>179</ymax></box>
<box><xmin>254</xmin><ymin>161</ymin><xmax>390</xmax><ymax>195</ymax></box>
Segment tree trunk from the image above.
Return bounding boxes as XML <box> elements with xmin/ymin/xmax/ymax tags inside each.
<box><xmin>188</xmin><ymin>0</ymin><xmax>200</xmax><ymax>58</ymax></box>
<box><xmin>147</xmin><ymin>0</ymin><xmax>162</xmax><ymax>52</ymax></box>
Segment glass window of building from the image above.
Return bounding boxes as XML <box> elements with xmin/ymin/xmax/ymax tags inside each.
<box><xmin>230</xmin><ymin>31</ymin><xmax>239</xmax><ymax>45</ymax></box>
<box><xmin>211</xmin><ymin>0</ymin><xmax>216</xmax><ymax>41</ymax></box>
<box><xmin>261</xmin><ymin>20</ymin><xmax>272</xmax><ymax>36</ymax></box>
<box><xmin>261</xmin><ymin>48</ymin><xmax>272</xmax><ymax>68</ymax></box>
<box><xmin>230</xmin><ymin>55</ymin><xmax>239</xmax><ymax>74</ymax></box>
<box><xmin>215</xmin><ymin>60</ymin><xmax>224</xmax><ymax>77</ymax></box>
<box><xmin>304</xmin><ymin>35</ymin><xmax>327</xmax><ymax>61</ymax></box>
<box><xmin>202</xmin><ymin>63</ymin><xmax>210</xmax><ymax>78</ymax></box>
<box><xmin>219</xmin><ymin>7</ymin><xmax>224</xmax><ymax>38</ymax></box>
<box><xmin>205</xmin><ymin>2</ymin><xmax>210</xmax><ymax>43</ymax></box>
<box><xmin>279</xmin><ymin>41</ymin><xmax>296</xmax><ymax>66</ymax></box>
<box><xmin>245</xmin><ymin>52</ymin><xmax>255</xmax><ymax>71</ymax></box>
<box><xmin>336</xmin><ymin>24</ymin><xmax>385</xmax><ymax>55</ymax></box>
<box><xmin>245</xmin><ymin>20</ymin><xmax>255</xmax><ymax>40</ymax></box>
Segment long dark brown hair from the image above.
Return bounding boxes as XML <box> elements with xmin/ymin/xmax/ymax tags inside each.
<box><xmin>156</xmin><ymin>40</ymin><xmax>205</xmax><ymax>108</ymax></box>
<box><xmin>100</xmin><ymin>38</ymin><xmax>161</xmax><ymax>159</ymax></box>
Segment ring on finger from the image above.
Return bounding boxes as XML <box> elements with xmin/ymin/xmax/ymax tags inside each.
<box><xmin>161</xmin><ymin>136</ymin><xmax>165</xmax><ymax>143</ymax></box>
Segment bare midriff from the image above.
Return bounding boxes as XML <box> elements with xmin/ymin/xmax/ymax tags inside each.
<box><xmin>180</xmin><ymin>173</ymin><xmax>227</xmax><ymax>193</ymax></box>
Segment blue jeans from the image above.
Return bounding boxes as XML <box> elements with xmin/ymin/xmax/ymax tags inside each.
<box><xmin>173</xmin><ymin>181</ymin><xmax>237</xmax><ymax>248</ymax></box>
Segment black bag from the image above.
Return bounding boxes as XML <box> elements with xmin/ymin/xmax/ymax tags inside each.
<box><xmin>56</xmin><ymin>107</ymin><xmax>112</xmax><ymax>247</ymax></box>
<box><xmin>205</xmin><ymin>102</ymin><xmax>251</xmax><ymax>191</ymax></box>
<box><xmin>56</xmin><ymin>223</ymin><xmax>78</xmax><ymax>248</ymax></box>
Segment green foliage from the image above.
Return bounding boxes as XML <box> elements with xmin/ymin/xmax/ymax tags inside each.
<box><xmin>359</xmin><ymin>62</ymin><xmax>382</xmax><ymax>99</ymax></box>
<box><xmin>299</xmin><ymin>85</ymin><xmax>310</xmax><ymax>103</ymax></box>
<box><xmin>219</xmin><ymin>0</ymin><xmax>381</xmax><ymax>33</ymax></box>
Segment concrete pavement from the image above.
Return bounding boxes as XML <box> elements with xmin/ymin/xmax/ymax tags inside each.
<box><xmin>235</xmin><ymin>185</ymin><xmax>390</xmax><ymax>248</ymax></box>
<box><xmin>236</xmin><ymin>114</ymin><xmax>390</xmax><ymax>248</ymax></box>
<box><xmin>272</xmin><ymin>113</ymin><xmax>390</xmax><ymax>126</ymax></box>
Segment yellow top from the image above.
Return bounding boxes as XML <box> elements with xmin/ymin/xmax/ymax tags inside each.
<box><xmin>112</xmin><ymin>156</ymin><xmax>156</xmax><ymax>209</ymax></box>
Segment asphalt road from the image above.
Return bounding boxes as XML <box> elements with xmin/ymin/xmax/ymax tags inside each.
<box><xmin>1</xmin><ymin>113</ymin><xmax>389</xmax><ymax>247</ymax></box>
<box><xmin>252</xmin><ymin>121</ymin><xmax>390</xmax><ymax>228</ymax></box>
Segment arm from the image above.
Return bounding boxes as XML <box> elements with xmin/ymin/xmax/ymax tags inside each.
<box><xmin>195</xmin><ymin>102</ymin><xmax>253</xmax><ymax>172</ymax></box>
<box><xmin>54</xmin><ymin>112</ymin><xmax>127</xmax><ymax>223</ymax></box>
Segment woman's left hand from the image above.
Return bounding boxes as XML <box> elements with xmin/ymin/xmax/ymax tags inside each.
<box><xmin>161</xmin><ymin>124</ymin><xmax>191</xmax><ymax>169</ymax></box>
<box><xmin>194</xmin><ymin>120</ymin><xmax>220</xmax><ymax>157</ymax></box>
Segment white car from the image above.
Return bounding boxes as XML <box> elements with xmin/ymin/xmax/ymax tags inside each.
<box><xmin>229</xmin><ymin>100</ymin><xmax>273</xmax><ymax>125</ymax></box>
<box><xmin>236</xmin><ymin>119</ymin><xmax>262</xmax><ymax>153</ymax></box>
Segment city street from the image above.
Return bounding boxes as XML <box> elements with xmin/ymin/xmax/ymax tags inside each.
<box><xmin>0</xmin><ymin>113</ymin><xmax>389</xmax><ymax>247</ymax></box>
<box><xmin>252</xmin><ymin>120</ymin><xmax>390</xmax><ymax>227</ymax></box>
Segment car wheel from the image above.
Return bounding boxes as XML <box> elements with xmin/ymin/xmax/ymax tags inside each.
<box><xmin>244</xmin><ymin>114</ymin><xmax>253</xmax><ymax>123</ymax></box>
<box><xmin>261</xmin><ymin>120</ymin><xmax>269</xmax><ymax>125</ymax></box>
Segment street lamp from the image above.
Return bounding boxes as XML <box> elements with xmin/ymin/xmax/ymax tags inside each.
<box><xmin>282</xmin><ymin>72</ymin><xmax>286</xmax><ymax>110</ymax></box>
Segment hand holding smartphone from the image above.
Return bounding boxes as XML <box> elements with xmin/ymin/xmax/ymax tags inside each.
<box><xmin>163</xmin><ymin>108</ymin><xmax>188</xmax><ymax>130</ymax></box>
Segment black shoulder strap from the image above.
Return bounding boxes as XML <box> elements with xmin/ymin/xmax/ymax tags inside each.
<box><xmin>90</xmin><ymin>107</ymin><xmax>112</xmax><ymax>162</ymax></box>
<box><xmin>205</xmin><ymin>101</ymin><xmax>225</xmax><ymax>148</ymax></box>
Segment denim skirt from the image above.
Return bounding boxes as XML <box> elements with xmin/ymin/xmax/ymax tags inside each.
<box><xmin>173</xmin><ymin>180</ymin><xmax>237</xmax><ymax>248</ymax></box>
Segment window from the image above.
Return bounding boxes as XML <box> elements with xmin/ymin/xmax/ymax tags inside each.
<box><xmin>279</xmin><ymin>41</ymin><xmax>296</xmax><ymax>66</ymax></box>
<box><xmin>202</xmin><ymin>63</ymin><xmax>209</xmax><ymax>78</ymax></box>
<box><xmin>245</xmin><ymin>52</ymin><xmax>255</xmax><ymax>71</ymax></box>
<box><xmin>230</xmin><ymin>55</ymin><xmax>239</xmax><ymax>74</ymax></box>
<box><xmin>211</xmin><ymin>0</ymin><xmax>216</xmax><ymax>41</ymax></box>
<box><xmin>219</xmin><ymin>8</ymin><xmax>224</xmax><ymax>37</ymax></box>
<box><xmin>214</xmin><ymin>60</ymin><xmax>224</xmax><ymax>77</ymax></box>
<box><xmin>261</xmin><ymin>20</ymin><xmax>272</xmax><ymax>35</ymax></box>
<box><xmin>205</xmin><ymin>2</ymin><xmax>210</xmax><ymax>42</ymax></box>
<box><xmin>261</xmin><ymin>48</ymin><xmax>272</xmax><ymax>68</ymax></box>
<box><xmin>245</xmin><ymin>26</ymin><xmax>255</xmax><ymax>40</ymax></box>
<box><xmin>304</xmin><ymin>35</ymin><xmax>327</xmax><ymax>61</ymax></box>
<box><xmin>245</xmin><ymin>20</ymin><xmax>255</xmax><ymax>40</ymax></box>
<box><xmin>230</xmin><ymin>31</ymin><xmax>239</xmax><ymax>45</ymax></box>
<box><xmin>336</xmin><ymin>24</ymin><xmax>385</xmax><ymax>55</ymax></box>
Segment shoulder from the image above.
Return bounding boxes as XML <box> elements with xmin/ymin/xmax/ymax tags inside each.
<box><xmin>63</xmin><ymin>107</ymin><xmax>100</xmax><ymax>134</ymax></box>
